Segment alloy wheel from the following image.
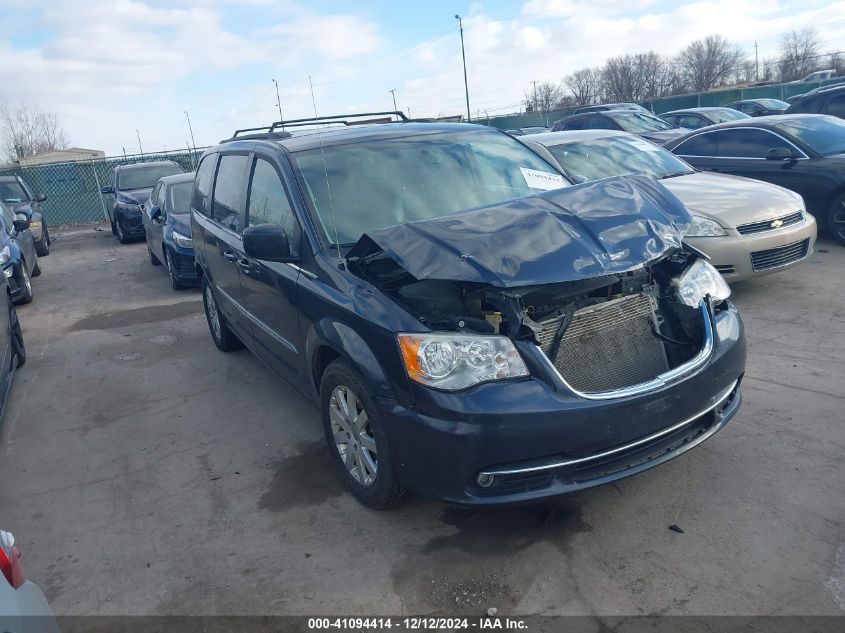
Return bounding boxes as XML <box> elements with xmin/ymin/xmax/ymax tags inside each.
<box><xmin>833</xmin><ymin>199</ymin><xmax>845</xmax><ymax>242</ymax></box>
<box><xmin>329</xmin><ymin>385</ymin><xmax>378</xmax><ymax>486</ymax></box>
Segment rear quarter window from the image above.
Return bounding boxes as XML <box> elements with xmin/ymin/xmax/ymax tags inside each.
<box><xmin>191</xmin><ymin>154</ymin><xmax>217</xmax><ymax>217</ymax></box>
<box><xmin>673</xmin><ymin>133</ymin><xmax>717</xmax><ymax>157</ymax></box>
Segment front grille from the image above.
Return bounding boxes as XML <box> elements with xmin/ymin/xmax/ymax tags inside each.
<box><xmin>737</xmin><ymin>211</ymin><xmax>803</xmax><ymax>236</ymax></box>
<box><xmin>538</xmin><ymin>293</ymin><xmax>669</xmax><ymax>393</ymax></box>
<box><xmin>714</xmin><ymin>265</ymin><xmax>736</xmax><ymax>275</ymax></box>
<box><xmin>750</xmin><ymin>238</ymin><xmax>809</xmax><ymax>272</ymax></box>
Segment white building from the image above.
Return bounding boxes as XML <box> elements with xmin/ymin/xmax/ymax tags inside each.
<box><xmin>17</xmin><ymin>147</ymin><xmax>105</xmax><ymax>167</ymax></box>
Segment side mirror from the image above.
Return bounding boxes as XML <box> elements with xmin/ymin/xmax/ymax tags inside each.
<box><xmin>100</xmin><ymin>185</ymin><xmax>114</xmax><ymax>194</ymax></box>
<box><xmin>243</xmin><ymin>223</ymin><xmax>294</xmax><ymax>262</ymax></box>
<box><xmin>13</xmin><ymin>214</ymin><xmax>30</xmax><ymax>232</ymax></box>
<box><xmin>766</xmin><ymin>147</ymin><xmax>797</xmax><ymax>161</ymax></box>
<box><xmin>150</xmin><ymin>206</ymin><xmax>162</xmax><ymax>221</ymax></box>
<box><xmin>34</xmin><ymin>193</ymin><xmax>47</xmax><ymax>202</ymax></box>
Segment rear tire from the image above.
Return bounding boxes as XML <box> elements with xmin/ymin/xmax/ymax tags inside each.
<box><xmin>110</xmin><ymin>217</ymin><xmax>116</xmax><ymax>235</ymax></box>
<box><xmin>34</xmin><ymin>225</ymin><xmax>50</xmax><ymax>256</ymax></box>
<box><xmin>148</xmin><ymin>243</ymin><xmax>161</xmax><ymax>265</ymax></box>
<box><xmin>201</xmin><ymin>277</ymin><xmax>243</xmax><ymax>352</ymax></box>
<box><xmin>115</xmin><ymin>219</ymin><xmax>130</xmax><ymax>244</ymax></box>
<box><xmin>827</xmin><ymin>193</ymin><xmax>845</xmax><ymax>246</ymax></box>
<box><xmin>31</xmin><ymin>258</ymin><xmax>41</xmax><ymax>277</ymax></box>
<box><xmin>9</xmin><ymin>300</ymin><xmax>25</xmax><ymax>369</ymax></box>
<box><xmin>320</xmin><ymin>358</ymin><xmax>402</xmax><ymax>509</ymax></box>
<box><xmin>165</xmin><ymin>249</ymin><xmax>183</xmax><ymax>290</ymax></box>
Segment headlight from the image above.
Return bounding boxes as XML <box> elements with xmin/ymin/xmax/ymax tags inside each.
<box><xmin>0</xmin><ymin>245</ymin><xmax>10</xmax><ymax>266</ymax></box>
<box><xmin>686</xmin><ymin>214</ymin><xmax>726</xmax><ymax>237</ymax></box>
<box><xmin>674</xmin><ymin>259</ymin><xmax>731</xmax><ymax>307</ymax></box>
<box><xmin>118</xmin><ymin>202</ymin><xmax>141</xmax><ymax>213</ymax></box>
<box><xmin>397</xmin><ymin>333</ymin><xmax>529</xmax><ymax>390</ymax></box>
<box><xmin>172</xmin><ymin>230</ymin><xmax>192</xmax><ymax>248</ymax></box>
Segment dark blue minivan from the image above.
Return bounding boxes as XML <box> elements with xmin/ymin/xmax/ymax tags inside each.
<box><xmin>142</xmin><ymin>172</ymin><xmax>197</xmax><ymax>289</ymax></box>
<box><xmin>191</xmin><ymin>114</ymin><xmax>746</xmax><ymax>508</ymax></box>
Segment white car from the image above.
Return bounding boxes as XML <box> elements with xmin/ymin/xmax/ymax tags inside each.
<box><xmin>0</xmin><ymin>531</ymin><xmax>58</xmax><ymax>633</ymax></box>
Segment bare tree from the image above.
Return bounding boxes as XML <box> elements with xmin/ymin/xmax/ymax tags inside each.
<box><xmin>779</xmin><ymin>27</ymin><xmax>820</xmax><ymax>81</ymax></box>
<box><xmin>678</xmin><ymin>35</ymin><xmax>746</xmax><ymax>92</ymax></box>
<box><xmin>600</xmin><ymin>52</ymin><xmax>673</xmax><ymax>102</ymax></box>
<box><xmin>522</xmin><ymin>81</ymin><xmax>564</xmax><ymax>113</ymax></box>
<box><xmin>566</xmin><ymin>67</ymin><xmax>603</xmax><ymax>106</ymax></box>
<box><xmin>0</xmin><ymin>102</ymin><xmax>69</xmax><ymax>163</ymax></box>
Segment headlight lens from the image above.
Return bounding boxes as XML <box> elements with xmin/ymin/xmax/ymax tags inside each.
<box><xmin>118</xmin><ymin>202</ymin><xmax>141</xmax><ymax>213</ymax></box>
<box><xmin>397</xmin><ymin>333</ymin><xmax>529</xmax><ymax>390</ymax></box>
<box><xmin>172</xmin><ymin>230</ymin><xmax>192</xmax><ymax>248</ymax></box>
<box><xmin>0</xmin><ymin>246</ymin><xmax>10</xmax><ymax>266</ymax></box>
<box><xmin>674</xmin><ymin>258</ymin><xmax>731</xmax><ymax>307</ymax></box>
<box><xmin>686</xmin><ymin>214</ymin><xmax>726</xmax><ymax>237</ymax></box>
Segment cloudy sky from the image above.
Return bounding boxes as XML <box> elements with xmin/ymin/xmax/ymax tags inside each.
<box><xmin>2</xmin><ymin>0</ymin><xmax>844</xmax><ymax>156</ymax></box>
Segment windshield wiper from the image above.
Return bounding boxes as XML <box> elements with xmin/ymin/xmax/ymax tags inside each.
<box><xmin>661</xmin><ymin>171</ymin><xmax>692</xmax><ymax>179</ymax></box>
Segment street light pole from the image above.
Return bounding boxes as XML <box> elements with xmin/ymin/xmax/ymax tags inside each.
<box><xmin>455</xmin><ymin>14</ymin><xmax>471</xmax><ymax>122</ymax></box>
<box><xmin>389</xmin><ymin>89</ymin><xmax>398</xmax><ymax>111</ymax></box>
<box><xmin>135</xmin><ymin>129</ymin><xmax>143</xmax><ymax>155</ymax></box>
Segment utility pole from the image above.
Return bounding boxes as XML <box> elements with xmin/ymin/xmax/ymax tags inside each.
<box><xmin>389</xmin><ymin>89</ymin><xmax>398</xmax><ymax>111</ymax></box>
<box><xmin>754</xmin><ymin>41</ymin><xmax>759</xmax><ymax>82</ymax></box>
<box><xmin>135</xmin><ymin>129</ymin><xmax>143</xmax><ymax>156</ymax></box>
<box><xmin>532</xmin><ymin>80</ymin><xmax>538</xmax><ymax>111</ymax></box>
<box><xmin>455</xmin><ymin>14</ymin><xmax>471</xmax><ymax>122</ymax></box>
<box><xmin>273</xmin><ymin>78</ymin><xmax>283</xmax><ymax>126</ymax></box>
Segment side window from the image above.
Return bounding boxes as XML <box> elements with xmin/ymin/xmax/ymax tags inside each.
<box><xmin>791</xmin><ymin>94</ymin><xmax>826</xmax><ymax>114</ymax></box>
<box><xmin>588</xmin><ymin>116</ymin><xmax>618</xmax><ymax>130</ymax></box>
<box><xmin>678</xmin><ymin>115</ymin><xmax>706</xmax><ymax>129</ymax></box>
<box><xmin>825</xmin><ymin>94</ymin><xmax>845</xmax><ymax>119</ymax></box>
<box><xmin>674</xmin><ymin>133</ymin><xmax>717</xmax><ymax>157</ymax></box>
<box><xmin>17</xmin><ymin>178</ymin><xmax>32</xmax><ymax>201</ymax></box>
<box><xmin>1</xmin><ymin>205</ymin><xmax>15</xmax><ymax>231</ymax></box>
<box><xmin>246</xmin><ymin>158</ymin><xmax>301</xmax><ymax>255</ymax></box>
<box><xmin>149</xmin><ymin>183</ymin><xmax>161</xmax><ymax>207</ymax></box>
<box><xmin>563</xmin><ymin>118</ymin><xmax>585</xmax><ymax>130</ymax></box>
<box><xmin>212</xmin><ymin>154</ymin><xmax>248</xmax><ymax>233</ymax></box>
<box><xmin>191</xmin><ymin>155</ymin><xmax>216</xmax><ymax>217</ymax></box>
<box><xmin>715</xmin><ymin>129</ymin><xmax>791</xmax><ymax>158</ymax></box>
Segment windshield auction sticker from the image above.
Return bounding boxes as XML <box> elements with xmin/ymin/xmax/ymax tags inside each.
<box><xmin>519</xmin><ymin>167</ymin><xmax>567</xmax><ymax>190</ymax></box>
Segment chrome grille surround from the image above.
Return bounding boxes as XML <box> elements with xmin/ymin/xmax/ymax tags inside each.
<box><xmin>537</xmin><ymin>293</ymin><xmax>669</xmax><ymax>394</ymax></box>
<box><xmin>736</xmin><ymin>210</ymin><xmax>803</xmax><ymax>236</ymax></box>
<box><xmin>750</xmin><ymin>238</ymin><xmax>809</xmax><ymax>272</ymax></box>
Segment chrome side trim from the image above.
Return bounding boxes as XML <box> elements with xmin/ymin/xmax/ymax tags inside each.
<box><xmin>480</xmin><ymin>378</ymin><xmax>739</xmax><ymax>477</ymax></box>
<box><xmin>538</xmin><ymin>300</ymin><xmax>714</xmax><ymax>400</ymax></box>
<box><xmin>215</xmin><ymin>285</ymin><xmax>299</xmax><ymax>355</ymax></box>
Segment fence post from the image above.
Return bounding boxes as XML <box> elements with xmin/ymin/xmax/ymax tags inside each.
<box><xmin>90</xmin><ymin>161</ymin><xmax>110</xmax><ymax>222</ymax></box>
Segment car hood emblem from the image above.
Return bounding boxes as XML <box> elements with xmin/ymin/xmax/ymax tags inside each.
<box><xmin>771</xmin><ymin>219</ymin><xmax>783</xmax><ymax>229</ymax></box>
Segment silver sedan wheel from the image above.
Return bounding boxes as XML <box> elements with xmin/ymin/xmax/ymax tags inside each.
<box><xmin>205</xmin><ymin>285</ymin><xmax>222</xmax><ymax>341</ymax></box>
<box><xmin>329</xmin><ymin>385</ymin><xmax>377</xmax><ymax>486</ymax></box>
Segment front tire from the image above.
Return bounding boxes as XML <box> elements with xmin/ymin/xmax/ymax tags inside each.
<box><xmin>9</xmin><ymin>300</ymin><xmax>25</xmax><ymax>369</ymax></box>
<box><xmin>320</xmin><ymin>358</ymin><xmax>402</xmax><ymax>509</ymax></box>
<box><xmin>165</xmin><ymin>249</ymin><xmax>183</xmax><ymax>290</ymax></box>
<box><xmin>115</xmin><ymin>219</ymin><xmax>130</xmax><ymax>244</ymax></box>
<box><xmin>201</xmin><ymin>277</ymin><xmax>243</xmax><ymax>352</ymax></box>
<box><xmin>148</xmin><ymin>243</ymin><xmax>161</xmax><ymax>266</ymax></box>
<box><xmin>15</xmin><ymin>264</ymin><xmax>33</xmax><ymax>305</ymax></box>
<box><xmin>34</xmin><ymin>224</ymin><xmax>49</xmax><ymax>256</ymax></box>
<box><xmin>827</xmin><ymin>193</ymin><xmax>845</xmax><ymax>246</ymax></box>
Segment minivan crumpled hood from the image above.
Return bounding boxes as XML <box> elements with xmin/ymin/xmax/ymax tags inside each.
<box><xmin>348</xmin><ymin>175</ymin><xmax>691</xmax><ymax>288</ymax></box>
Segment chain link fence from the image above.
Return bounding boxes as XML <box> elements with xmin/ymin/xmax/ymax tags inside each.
<box><xmin>0</xmin><ymin>148</ymin><xmax>207</xmax><ymax>226</ymax></box>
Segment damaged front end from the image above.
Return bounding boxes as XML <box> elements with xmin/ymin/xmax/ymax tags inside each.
<box><xmin>347</xmin><ymin>175</ymin><xmax>730</xmax><ymax>398</ymax></box>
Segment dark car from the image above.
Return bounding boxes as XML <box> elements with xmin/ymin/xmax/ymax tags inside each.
<box><xmin>573</xmin><ymin>102</ymin><xmax>649</xmax><ymax>115</ymax></box>
<box><xmin>143</xmin><ymin>173</ymin><xmax>197</xmax><ymax>289</ymax></box>
<box><xmin>0</xmin><ymin>202</ymin><xmax>39</xmax><ymax>305</ymax></box>
<box><xmin>551</xmin><ymin>109</ymin><xmax>685</xmax><ymax>143</ymax></box>
<box><xmin>190</xmin><ymin>114</ymin><xmax>745</xmax><ymax>508</ymax></box>
<box><xmin>661</xmin><ymin>107</ymin><xmax>750</xmax><ymax>129</ymax></box>
<box><xmin>0</xmin><ymin>271</ymin><xmax>25</xmax><ymax>422</ymax></box>
<box><xmin>726</xmin><ymin>99</ymin><xmax>789</xmax><ymax>117</ymax></box>
<box><xmin>785</xmin><ymin>83</ymin><xmax>845</xmax><ymax>120</ymax></box>
<box><xmin>0</xmin><ymin>175</ymin><xmax>50</xmax><ymax>256</ymax></box>
<box><xmin>100</xmin><ymin>161</ymin><xmax>185</xmax><ymax>243</ymax></box>
<box><xmin>665</xmin><ymin>114</ymin><xmax>845</xmax><ymax>245</ymax></box>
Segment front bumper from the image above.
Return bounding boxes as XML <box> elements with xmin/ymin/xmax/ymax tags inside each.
<box><xmin>166</xmin><ymin>245</ymin><xmax>198</xmax><ymax>285</ymax></box>
<box><xmin>4</xmin><ymin>264</ymin><xmax>23</xmax><ymax>301</ymax></box>
<box><xmin>686</xmin><ymin>215</ymin><xmax>817</xmax><ymax>282</ymax></box>
<box><xmin>377</xmin><ymin>304</ymin><xmax>746</xmax><ymax>505</ymax></box>
<box><xmin>114</xmin><ymin>207</ymin><xmax>145</xmax><ymax>237</ymax></box>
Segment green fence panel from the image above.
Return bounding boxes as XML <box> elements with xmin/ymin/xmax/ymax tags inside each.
<box><xmin>8</xmin><ymin>148</ymin><xmax>206</xmax><ymax>226</ymax></box>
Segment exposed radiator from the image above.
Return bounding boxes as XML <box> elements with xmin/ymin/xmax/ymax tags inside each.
<box><xmin>537</xmin><ymin>293</ymin><xmax>669</xmax><ymax>393</ymax></box>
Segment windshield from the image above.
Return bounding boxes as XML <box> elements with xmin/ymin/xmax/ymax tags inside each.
<box><xmin>0</xmin><ymin>180</ymin><xmax>29</xmax><ymax>203</ymax></box>
<box><xmin>546</xmin><ymin>135</ymin><xmax>693</xmax><ymax>182</ymax></box>
<box><xmin>612</xmin><ymin>112</ymin><xmax>676</xmax><ymax>133</ymax></box>
<box><xmin>169</xmin><ymin>181</ymin><xmax>192</xmax><ymax>213</ymax></box>
<box><xmin>712</xmin><ymin>109</ymin><xmax>749</xmax><ymax>122</ymax></box>
<box><xmin>757</xmin><ymin>99</ymin><xmax>789</xmax><ymax>109</ymax></box>
<box><xmin>293</xmin><ymin>130</ymin><xmax>568</xmax><ymax>246</ymax></box>
<box><xmin>774</xmin><ymin>116</ymin><xmax>845</xmax><ymax>156</ymax></box>
<box><xmin>118</xmin><ymin>164</ymin><xmax>183</xmax><ymax>190</ymax></box>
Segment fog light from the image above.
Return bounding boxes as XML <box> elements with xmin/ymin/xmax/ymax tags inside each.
<box><xmin>2</xmin><ymin>267</ymin><xmax>12</xmax><ymax>279</ymax></box>
<box><xmin>476</xmin><ymin>473</ymin><xmax>494</xmax><ymax>487</ymax></box>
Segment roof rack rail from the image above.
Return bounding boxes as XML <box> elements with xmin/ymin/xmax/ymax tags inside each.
<box><xmin>227</xmin><ymin>111</ymin><xmax>409</xmax><ymax>141</ymax></box>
